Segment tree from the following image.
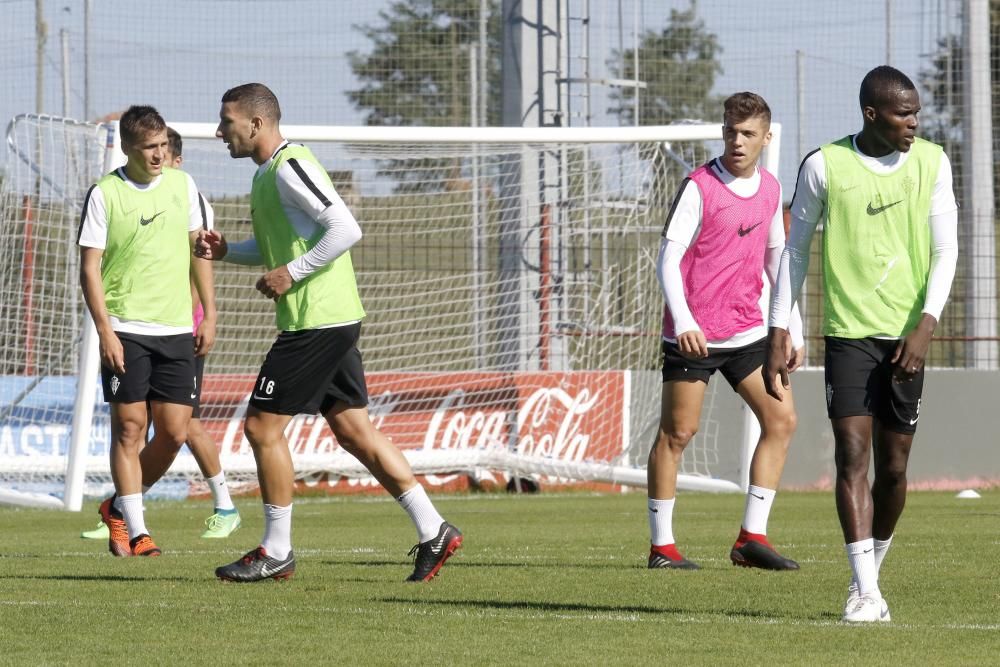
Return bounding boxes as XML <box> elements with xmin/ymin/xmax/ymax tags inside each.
<box><xmin>348</xmin><ymin>0</ymin><xmax>501</xmax><ymax>128</ymax></box>
<box><xmin>918</xmin><ymin>2</ymin><xmax>1000</xmax><ymax>211</ymax></box>
<box><xmin>607</xmin><ymin>1</ymin><xmax>723</xmax><ymax>217</ymax></box>
<box><xmin>607</xmin><ymin>0</ymin><xmax>724</xmax><ymax>126</ymax></box>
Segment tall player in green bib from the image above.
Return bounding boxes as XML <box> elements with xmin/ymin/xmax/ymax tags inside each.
<box><xmin>764</xmin><ymin>66</ymin><xmax>959</xmax><ymax>622</ymax></box>
<box><xmin>79</xmin><ymin>105</ymin><xmax>217</xmax><ymax>558</ymax></box>
<box><xmin>198</xmin><ymin>83</ymin><xmax>462</xmax><ymax>583</ymax></box>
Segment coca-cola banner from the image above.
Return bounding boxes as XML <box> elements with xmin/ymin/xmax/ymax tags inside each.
<box><xmin>199</xmin><ymin>371</ymin><xmax>628</xmax><ymax>492</ymax></box>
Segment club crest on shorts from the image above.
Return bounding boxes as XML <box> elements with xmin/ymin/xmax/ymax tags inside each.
<box><xmin>110</xmin><ymin>376</ymin><xmax>120</xmax><ymax>395</ymax></box>
<box><xmin>825</xmin><ymin>382</ymin><xmax>833</xmax><ymax>408</ymax></box>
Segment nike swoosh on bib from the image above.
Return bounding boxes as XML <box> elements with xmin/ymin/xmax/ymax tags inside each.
<box><xmin>737</xmin><ymin>221</ymin><xmax>763</xmax><ymax>237</ymax></box>
<box><xmin>140</xmin><ymin>211</ymin><xmax>166</xmax><ymax>226</ymax></box>
<box><xmin>866</xmin><ymin>200</ymin><xmax>903</xmax><ymax>216</ymax></box>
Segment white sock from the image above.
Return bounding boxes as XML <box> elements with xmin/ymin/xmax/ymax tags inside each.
<box><xmin>846</xmin><ymin>539</ymin><xmax>880</xmax><ymax>598</ymax></box>
<box><xmin>742</xmin><ymin>485</ymin><xmax>776</xmax><ymax>535</ymax></box>
<box><xmin>874</xmin><ymin>535</ymin><xmax>893</xmax><ymax>573</ymax></box>
<box><xmin>260</xmin><ymin>503</ymin><xmax>293</xmax><ymax>560</ymax></box>
<box><xmin>206</xmin><ymin>472</ymin><xmax>236</xmax><ymax>511</ymax></box>
<box><xmin>648</xmin><ymin>497</ymin><xmax>676</xmax><ymax>546</ymax></box>
<box><xmin>117</xmin><ymin>493</ymin><xmax>148</xmax><ymax>541</ymax></box>
<box><xmin>397</xmin><ymin>485</ymin><xmax>445</xmax><ymax>543</ymax></box>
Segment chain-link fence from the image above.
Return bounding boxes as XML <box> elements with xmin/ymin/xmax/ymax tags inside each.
<box><xmin>0</xmin><ymin>0</ymin><xmax>996</xmax><ymax>368</ymax></box>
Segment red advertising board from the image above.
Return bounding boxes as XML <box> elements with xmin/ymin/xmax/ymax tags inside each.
<box><xmin>197</xmin><ymin>371</ymin><xmax>629</xmax><ymax>493</ymax></box>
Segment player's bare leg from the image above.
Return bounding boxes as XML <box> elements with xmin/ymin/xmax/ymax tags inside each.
<box><xmin>728</xmin><ymin>369</ymin><xmax>799</xmax><ymax>570</ymax></box>
<box><xmin>102</xmin><ymin>401</ymin><xmax>171</xmax><ymax>556</ymax></box>
<box><xmin>866</xmin><ymin>423</ymin><xmax>914</xmax><ymax>603</ymax></box>
<box><xmin>215</xmin><ymin>407</ymin><xmax>296</xmax><ymax>582</ymax></box>
<box><xmin>325</xmin><ymin>401</ymin><xmax>462</xmax><ymax>581</ymax></box>
<box><xmin>833</xmin><ymin>416</ymin><xmax>876</xmax><ymax>542</ymax></box>
<box><xmin>243</xmin><ymin>408</ymin><xmax>295</xmax><ymax>506</ymax></box>
<box><xmin>870</xmin><ymin>425</ymin><xmax>913</xmax><ymax>540</ymax></box>
<box><xmin>139</xmin><ymin>401</ymin><xmax>192</xmax><ymax>487</ymax></box>
<box><xmin>833</xmin><ymin>415</ymin><xmax>887</xmax><ymax>620</ymax></box>
<box><xmin>324</xmin><ymin>403</ymin><xmax>416</xmax><ymax>496</ymax></box>
<box><xmin>646</xmin><ymin>380</ymin><xmax>705</xmax><ymax>570</ymax></box>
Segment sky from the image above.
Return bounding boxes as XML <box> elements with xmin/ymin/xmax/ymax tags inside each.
<box><xmin>0</xmin><ymin>0</ymin><xmax>964</xmax><ymax>194</ymax></box>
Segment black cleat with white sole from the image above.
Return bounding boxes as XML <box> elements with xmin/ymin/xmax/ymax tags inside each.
<box><xmin>216</xmin><ymin>546</ymin><xmax>296</xmax><ymax>582</ymax></box>
<box><xmin>406</xmin><ymin>521</ymin><xmax>463</xmax><ymax>582</ymax></box>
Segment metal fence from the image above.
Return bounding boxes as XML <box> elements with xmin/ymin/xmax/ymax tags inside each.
<box><xmin>0</xmin><ymin>0</ymin><xmax>995</xmax><ymax>368</ymax></box>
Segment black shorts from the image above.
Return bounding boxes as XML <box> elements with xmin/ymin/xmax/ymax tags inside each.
<box><xmin>192</xmin><ymin>354</ymin><xmax>206</xmax><ymax>418</ymax></box>
<box><xmin>660</xmin><ymin>338</ymin><xmax>765</xmax><ymax>390</ymax></box>
<box><xmin>824</xmin><ymin>336</ymin><xmax>924</xmax><ymax>434</ymax></box>
<box><xmin>100</xmin><ymin>332</ymin><xmax>196</xmax><ymax>406</ymax></box>
<box><xmin>249</xmin><ymin>323</ymin><xmax>369</xmax><ymax>416</ymax></box>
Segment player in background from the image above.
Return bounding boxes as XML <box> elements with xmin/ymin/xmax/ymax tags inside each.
<box><xmin>764</xmin><ymin>66</ymin><xmax>958</xmax><ymax>622</ymax></box>
<box><xmin>81</xmin><ymin>127</ymin><xmax>241</xmax><ymax>541</ymax></box>
<box><xmin>647</xmin><ymin>92</ymin><xmax>804</xmax><ymax>572</ymax></box>
<box><xmin>79</xmin><ymin>105</ymin><xmax>216</xmax><ymax>557</ymax></box>
<box><xmin>197</xmin><ymin>83</ymin><xmax>462</xmax><ymax>582</ymax></box>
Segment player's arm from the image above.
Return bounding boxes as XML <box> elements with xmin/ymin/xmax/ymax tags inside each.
<box><xmin>892</xmin><ymin>152</ymin><xmax>959</xmax><ymax>378</ymax></box>
<box><xmin>188</xmin><ymin>187</ymin><xmax>216</xmax><ymax>355</ymax></box>
<box><xmin>657</xmin><ymin>178</ymin><xmax>707</xmax><ymax>359</ymax></box>
<box><xmin>765</xmin><ymin>150</ymin><xmax>825</xmax><ymax>399</ymax></box>
<box><xmin>77</xmin><ymin>186</ymin><xmax>124</xmax><ymax>373</ymax></box>
<box><xmin>256</xmin><ymin>158</ymin><xmax>362</xmax><ymax>300</ymax></box>
<box><xmin>762</xmin><ymin>185</ymin><xmax>806</xmax><ymax>372</ymax></box>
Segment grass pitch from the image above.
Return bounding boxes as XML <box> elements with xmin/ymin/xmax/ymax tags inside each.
<box><xmin>1</xmin><ymin>490</ymin><xmax>997</xmax><ymax>665</ymax></box>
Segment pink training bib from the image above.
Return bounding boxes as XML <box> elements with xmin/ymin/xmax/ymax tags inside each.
<box><xmin>662</xmin><ymin>161</ymin><xmax>780</xmax><ymax>341</ymax></box>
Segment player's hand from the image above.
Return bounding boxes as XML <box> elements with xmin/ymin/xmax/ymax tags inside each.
<box><xmin>892</xmin><ymin>314</ymin><xmax>936</xmax><ymax>382</ymax></box>
<box><xmin>763</xmin><ymin>327</ymin><xmax>791</xmax><ymax>400</ymax></box>
<box><xmin>676</xmin><ymin>329</ymin><xmax>708</xmax><ymax>359</ymax></box>
<box><xmin>195</xmin><ymin>229</ymin><xmax>228</xmax><ymax>260</ymax></box>
<box><xmin>194</xmin><ymin>314</ymin><xmax>216</xmax><ymax>357</ymax></box>
<box><xmin>98</xmin><ymin>330</ymin><xmax>126</xmax><ymax>374</ymax></box>
<box><xmin>256</xmin><ymin>265</ymin><xmax>294</xmax><ymax>300</ymax></box>
<box><xmin>787</xmin><ymin>344</ymin><xmax>806</xmax><ymax>373</ymax></box>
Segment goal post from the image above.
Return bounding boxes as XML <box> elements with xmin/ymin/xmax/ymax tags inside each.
<box><xmin>1</xmin><ymin>115</ymin><xmax>781</xmax><ymax>509</ymax></box>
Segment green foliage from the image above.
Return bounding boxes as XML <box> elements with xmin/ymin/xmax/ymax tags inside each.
<box><xmin>1</xmin><ymin>491</ymin><xmax>997</xmax><ymax>664</ymax></box>
<box><xmin>608</xmin><ymin>0</ymin><xmax>724</xmax><ymax>126</ymax></box>
<box><xmin>348</xmin><ymin>0</ymin><xmax>502</xmax><ymax>128</ymax></box>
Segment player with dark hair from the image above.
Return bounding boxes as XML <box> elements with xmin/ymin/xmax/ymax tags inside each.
<box><xmin>198</xmin><ymin>82</ymin><xmax>462</xmax><ymax>582</ymax></box>
<box><xmin>765</xmin><ymin>65</ymin><xmax>959</xmax><ymax>622</ymax></box>
<box><xmin>82</xmin><ymin>125</ymin><xmax>241</xmax><ymax>541</ymax></box>
<box><xmin>646</xmin><ymin>91</ymin><xmax>804</xmax><ymax>572</ymax></box>
<box><xmin>79</xmin><ymin>106</ymin><xmax>216</xmax><ymax>557</ymax></box>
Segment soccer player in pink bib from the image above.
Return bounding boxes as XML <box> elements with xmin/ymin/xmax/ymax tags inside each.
<box><xmin>646</xmin><ymin>92</ymin><xmax>804</xmax><ymax>571</ymax></box>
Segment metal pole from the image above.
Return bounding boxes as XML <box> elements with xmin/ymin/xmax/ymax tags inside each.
<box><xmin>36</xmin><ymin>0</ymin><xmax>46</xmax><ymax>116</ymax></box>
<box><xmin>60</xmin><ymin>29</ymin><xmax>70</xmax><ymax>117</ymax></box>
<box><xmin>961</xmin><ymin>0</ymin><xmax>997</xmax><ymax>368</ymax></box>
<box><xmin>885</xmin><ymin>0</ymin><xmax>892</xmax><ymax>65</ymax></box>
<box><xmin>84</xmin><ymin>0</ymin><xmax>91</xmax><ymax>120</ymax></box>
<box><xmin>470</xmin><ymin>46</ymin><xmax>484</xmax><ymax>368</ymax></box>
<box><xmin>479</xmin><ymin>0</ymin><xmax>488</xmax><ymax>126</ymax></box>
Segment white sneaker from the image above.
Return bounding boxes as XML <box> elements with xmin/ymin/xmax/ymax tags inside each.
<box><xmin>844</xmin><ymin>580</ymin><xmax>860</xmax><ymax>615</ymax></box>
<box><xmin>842</xmin><ymin>593</ymin><xmax>891</xmax><ymax>623</ymax></box>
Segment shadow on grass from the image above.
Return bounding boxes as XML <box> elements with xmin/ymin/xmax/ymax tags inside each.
<box><xmin>0</xmin><ymin>573</ymin><xmax>192</xmax><ymax>582</ymax></box>
<box><xmin>319</xmin><ymin>559</ymin><xmax>640</xmax><ymax>571</ymax></box>
<box><xmin>376</xmin><ymin>596</ymin><xmax>803</xmax><ymax>620</ymax></box>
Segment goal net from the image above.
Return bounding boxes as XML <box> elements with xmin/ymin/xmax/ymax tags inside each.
<box><xmin>1</xmin><ymin>115</ymin><xmax>779</xmax><ymax>508</ymax></box>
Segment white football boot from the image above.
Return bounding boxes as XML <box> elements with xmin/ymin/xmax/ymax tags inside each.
<box><xmin>844</xmin><ymin>580</ymin><xmax>860</xmax><ymax>615</ymax></box>
<box><xmin>842</xmin><ymin>593</ymin><xmax>891</xmax><ymax>623</ymax></box>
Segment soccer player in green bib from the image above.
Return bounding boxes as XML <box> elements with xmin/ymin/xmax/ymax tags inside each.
<box><xmin>198</xmin><ymin>83</ymin><xmax>462</xmax><ymax>583</ymax></box>
<box><xmin>764</xmin><ymin>66</ymin><xmax>959</xmax><ymax>622</ymax></box>
<box><xmin>80</xmin><ymin>126</ymin><xmax>241</xmax><ymax>542</ymax></box>
<box><xmin>79</xmin><ymin>105</ymin><xmax>217</xmax><ymax>557</ymax></box>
